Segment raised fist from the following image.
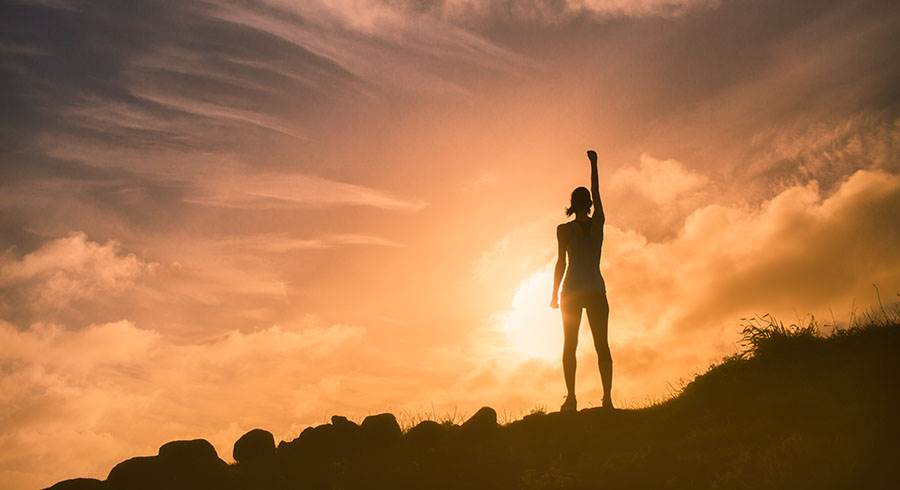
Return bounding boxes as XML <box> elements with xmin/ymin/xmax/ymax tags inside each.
<box><xmin>587</xmin><ymin>150</ymin><xmax>598</xmax><ymax>164</ymax></box>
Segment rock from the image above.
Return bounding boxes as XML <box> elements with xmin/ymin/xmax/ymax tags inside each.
<box><xmin>157</xmin><ymin>439</ymin><xmax>226</xmax><ymax>473</ymax></box>
<box><xmin>404</xmin><ymin>420</ymin><xmax>446</xmax><ymax>446</ymax></box>
<box><xmin>44</xmin><ymin>478</ymin><xmax>104</xmax><ymax>490</ymax></box>
<box><xmin>103</xmin><ymin>439</ymin><xmax>229</xmax><ymax>489</ymax></box>
<box><xmin>107</xmin><ymin>456</ymin><xmax>162</xmax><ymax>489</ymax></box>
<box><xmin>300</xmin><ymin>423</ymin><xmax>335</xmax><ymax>448</ymax></box>
<box><xmin>360</xmin><ymin>413</ymin><xmax>402</xmax><ymax>446</ymax></box>
<box><xmin>232</xmin><ymin>430</ymin><xmax>283</xmax><ymax>489</ymax></box>
<box><xmin>331</xmin><ymin>415</ymin><xmax>358</xmax><ymax>430</ymax></box>
<box><xmin>461</xmin><ymin>407</ymin><xmax>498</xmax><ymax>433</ymax></box>
<box><xmin>279</xmin><ymin>423</ymin><xmax>338</xmax><ymax>460</ymax></box>
<box><xmin>233</xmin><ymin>429</ymin><xmax>276</xmax><ymax>463</ymax></box>
<box><xmin>330</xmin><ymin>415</ymin><xmax>362</xmax><ymax>448</ymax></box>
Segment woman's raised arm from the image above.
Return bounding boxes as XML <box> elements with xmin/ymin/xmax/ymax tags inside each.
<box><xmin>588</xmin><ymin>150</ymin><xmax>605</xmax><ymax>225</ymax></box>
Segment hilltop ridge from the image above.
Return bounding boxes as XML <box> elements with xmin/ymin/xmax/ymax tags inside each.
<box><xmin>49</xmin><ymin>315</ymin><xmax>900</xmax><ymax>490</ymax></box>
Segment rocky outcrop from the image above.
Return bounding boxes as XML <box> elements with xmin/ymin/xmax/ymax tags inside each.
<box><xmin>233</xmin><ymin>428</ymin><xmax>276</xmax><ymax>464</ymax></box>
<box><xmin>104</xmin><ymin>439</ymin><xmax>229</xmax><ymax>490</ymax></box>
<box><xmin>405</xmin><ymin>420</ymin><xmax>447</xmax><ymax>446</ymax></box>
<box><xmin>45</xmin><ymin>320</ymin><xmax>900</xmax><ymax>490</ymax></box>
<box><xmin>360</xmin><ymin>412</ymin><xmax>402</xmax><ymax>446</ymax></box>
<box><xmin>461</xmin><ymin>406</ymin><xmax>498</xmax><ymax>434</ymax></box>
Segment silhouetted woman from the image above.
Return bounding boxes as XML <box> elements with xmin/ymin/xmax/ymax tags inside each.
<box><xmin>550</xmin><ymin>149</ymin><xmax>613</xmax><ymax>412</ymax></box>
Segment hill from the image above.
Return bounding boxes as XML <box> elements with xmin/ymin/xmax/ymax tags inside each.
<box><xmin>48</xmin><ymin>314</ymin><xmax>900</xmax><ymax>489</ymax></box>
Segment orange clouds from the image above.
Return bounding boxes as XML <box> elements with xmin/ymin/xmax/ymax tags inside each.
<box><xmin>480</xmin><ymin>167</ymin><xmax>900</xmax><ymax>412</ymax></box>
<box><xmin>610</xmin><ymin>154</ymin><xmax>708</xmax><ymax>205</ymax></box>
<box><xmin>0</xmin><ymin>318</ymin><xmax>366</xmax><ymax>489</ymax></box>
<box><xmin>0</xmin><ymin>233</ymin><xmax>156</xmax><ymax>324</ymax></box>
<box><xmin>1</xmin><ymin>1</ymin><xmax>898</xmax><ymax>489</ymax></box>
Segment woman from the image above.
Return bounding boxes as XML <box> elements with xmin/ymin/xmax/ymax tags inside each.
<box><xmin>550</xmin><ymin>149</ymin><xmax>613</xmax><ymax>412</ymax></box>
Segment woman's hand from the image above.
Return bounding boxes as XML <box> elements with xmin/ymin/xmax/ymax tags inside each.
<box><xmin>587</xmin><ymin>149</ymin><xmax>598</xmax><ymax>165</ymax></box>
<box><xmin>550</xmin><ymin>296</ymin><xmax>559</xmax><ymax>309</ymax></box>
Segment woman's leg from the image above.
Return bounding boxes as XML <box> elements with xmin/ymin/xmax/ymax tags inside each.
<box><xmin>586</xmin><ymin>292</ymin><xmax>613</xmax><ymax>405</ymax></box>
<box><xmin>561</xmin><ymin>296</ymin><xmax>582</xmax><ymax>398</ymax></box>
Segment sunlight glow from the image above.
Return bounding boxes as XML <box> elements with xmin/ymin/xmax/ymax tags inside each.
<box><xmin>498</xmin><ymin>266</ymin><xmax>564</xmax><ymax>361</ymax></box>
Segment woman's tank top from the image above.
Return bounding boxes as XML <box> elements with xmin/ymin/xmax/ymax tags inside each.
<box><xmin>561</xmin><ymin>219</ymin><xmax>606</xmax><ymax>295</ymax></box>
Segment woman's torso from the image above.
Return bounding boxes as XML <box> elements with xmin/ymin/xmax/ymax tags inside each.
<box><xmin>561</xmin><ymin>219</ymin><xmax>606</xmax><ymax>295</ymax></box>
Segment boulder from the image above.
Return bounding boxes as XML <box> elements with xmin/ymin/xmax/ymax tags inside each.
<box><xmin>461</xmin><ymin>407</ymin><xmax>498</xmax><ymax>434</ymax></box>
<box><xmin>330</xmin><ymin>415</ymin><xmax>362</xmax><ymax>448</ymax></box>
<box><xmin>360</xmin><ymin>413</ymin><xmax>402</xmax><ymax>446</ymax></box>
<box><xmin>157</xmin><ymin>439</ymin><xmax>226</xmax><ymax>473</ymax></box>
<box><xmin>331</xmin><ymin>415</ymin><xmax>358</xmax><ymax>430</ymax></box>
<box><xmin>404</xmin><ymin>420</ymin><xmax>446</xmax><ymax>447</ymax></box>
<box><xmin>233</xmin><ymin>429</ymin><xmax>276</xmax><ymax>463</ymax></box>
<box><xmin>107</xmin><ymin>456</ymin><xmax>162</xmax><ymax>489</ymax></box>
<box><xmin>233</xmin><ymin>430</ymin><xmax>284</xmax><ymax>488</ymax></box>
<box><xmin>299</xmin><ymin>423</ymin><xmax>335</xmax><ymax>448</ymax></box>
<box><xmin>44</xmin><ymin>478</ymin><xmax>104</xmax><ymax>490</ymax></box>
<box><xmin>106</xmin><ymin>439</ymin><xmax>228</xmax><ymax>489</ymax></box>
<box><xmin>279</xmin><ymin>423</ymin><xmax>338</xmax><ymax>460</ymax></box>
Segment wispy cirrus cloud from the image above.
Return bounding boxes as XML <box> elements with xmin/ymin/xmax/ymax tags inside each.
<box><xmin>205</xmin><ymin>232</ymin><xmax>403</xmax><ymax>252</ymax></box>
<box><xmin>359</xmin><ymin>0</ymin><xmax>717</xmax><ymax>28</ymax></box>
<box><xmin>187</xmin><ymin>172</ymin><xmax>428</xmax><ymax>210</ymax></box>
<box><xmin>208</xmin><ymin>0</ymin><xmax>532</xmax><ymax>94</ymax></box>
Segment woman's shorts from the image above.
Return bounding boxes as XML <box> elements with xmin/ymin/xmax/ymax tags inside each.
<box><xmin>561</xmin><ymin>289</ymin><xmax>608</xmax><ymax>310</ymax></box>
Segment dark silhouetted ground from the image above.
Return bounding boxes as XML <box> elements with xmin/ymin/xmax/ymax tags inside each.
<box><xmin>48</xmin><ymin>315</ymin><xmax>900</xmax><ymax>489</ymax></box>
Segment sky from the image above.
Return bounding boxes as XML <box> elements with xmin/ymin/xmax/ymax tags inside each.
<box><xmin>1</xmin><ymin>0</ymin><xmax>899</xmax><ymax>487</ymax></box>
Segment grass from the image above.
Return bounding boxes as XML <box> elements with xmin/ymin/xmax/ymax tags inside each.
<box><xmin>492</xmin><ymin>307</ymin><xmax>900</xmax><ymax>490</ymax></box>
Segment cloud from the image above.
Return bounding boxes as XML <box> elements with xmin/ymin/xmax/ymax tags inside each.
<box><xmin>0</xmin><ymin>233</ymin><xmax>156</xmax><ymax>324</ymax></box>
<box><xmin>0</xmin><ymin>318</ymin><xmax>365</xmax><ymax>490</ymax></box>
<box><xmin>602</xmin><ymin>154</ymin><xmax>714</xmax><ymax>240</ymax></box>
<box><xmin>480</xmin><ymin>168</ymin><xmax>900</xmax><ymax>409</ymax></box>
<box><xmin>187</xmin><ymin>172</ymin><xmax>428</xmax><ymax>211</ymax></box>
<box><xmin>472</xmin><ymin>214</ymin><xmax>559</xmax><ymax>297</ymax></box>
<box><xmin>747</xmin><ymin>111</ymin><xmax>900</xmax><ymax>185</ymax></box>
<box><xmin>205</xmin><ymin>233</ymin><xmax>403</xmax><ymax>252</ymax></box>
<box><xmin>605</xmin><ymin>168</ymin><xmax>900</xmax><ymax>359</ymax></box>
<box><xmin>412</xmin><ymin>0</ymin><xmax>718</xmax><ymax>25</ymax></box>
<box><xmin>610</xmin><ymin>154</ymin><xmax>709</xmax><ymax>205</ymax></box>
<box><xmin>0</xmin><ymin>1</ymin><xmax>897</xmax><ymax>488</ymax></box>
<box><xmin>570</xmin><ymin>0</ymin><xmax>717</xmax><ymax>17</ymax></box>
<box><xmin>209</xmin><ymin>0</ymin><xmax>530</xmax><ymax>93</ymax></box>
<box><xmin>128</xmin><ymin>91</ymin><xmax>310</xmax><ymax>142</ymax></box>
<box><xmin>21</xmin><ymin>161</ymin><xmax>894</xmax><ymax>490</ymax></box>
<box><xmin>0</xmin><ymin>320</ymin><xmax>160</xmax><ymax>373</ymax></box>
<box><xmin>0</xmin><ymin>228</ymin><xmax>403</xmax><ymax>334</ymax></box>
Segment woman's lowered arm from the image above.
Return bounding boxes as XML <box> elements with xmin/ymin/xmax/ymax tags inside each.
<box><xmin>551</xmin><ymin>225</ymin><xmax>566</xmax><ymax>309</ymax></box>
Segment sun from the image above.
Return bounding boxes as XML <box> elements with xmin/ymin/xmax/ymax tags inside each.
<box><xmin>498</xmin><ymin>266</ymin><xmax>564</xmax><ymax>361</ymax></box>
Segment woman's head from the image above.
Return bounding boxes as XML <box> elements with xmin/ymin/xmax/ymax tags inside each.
<box><xmin>566</xmin><ymin>186</ymin><xmax>592</xmax><ymax>216</ymax></box>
